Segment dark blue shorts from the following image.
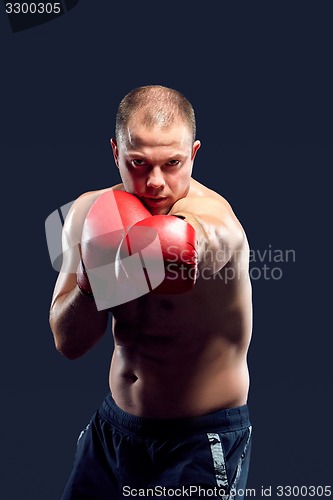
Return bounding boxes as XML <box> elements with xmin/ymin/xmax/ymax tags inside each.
<box><xmin>61</xmin><ymin>394</ymin><xmax>252</xmax><ymax>499</ymax></box>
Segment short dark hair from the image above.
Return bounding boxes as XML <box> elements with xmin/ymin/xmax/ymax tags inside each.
<box><xmin>115</xmin><ymin>85</ymin><xmax>196</xmax><ymax>142</ymax></box>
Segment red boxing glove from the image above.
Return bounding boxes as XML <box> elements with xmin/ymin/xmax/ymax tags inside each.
<box><xmin>120</xmin><ymin>215</ymin><xmax>198</xmax><ymax>294</ymax></box>
<box><xmin>77</xmin><ymin>190</ymin><xmax>151</xmax><ymax>297</ymax></box>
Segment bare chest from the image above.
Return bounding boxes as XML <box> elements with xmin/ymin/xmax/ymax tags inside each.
<box><xmin>110</xmin><ymin>274</ymin><xmax>241</xmax><ymax>342</ymax></box>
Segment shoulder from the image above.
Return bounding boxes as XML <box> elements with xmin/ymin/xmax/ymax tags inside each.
<box><xmin>68</xmin><ymin>184</ymin><xmax>124</xmax><ymax>216</ymax></box>
<box><xmin>171</xmin><ymin>178</ymin><xmax>244</xmax><ymax>237</ymax></box>
<box><xmin>172</xmin><ymin>178</ymin><xmax>231</xmax><ymax>212</ymax></box>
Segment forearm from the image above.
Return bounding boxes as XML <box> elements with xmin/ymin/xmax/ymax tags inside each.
<box><xmin>170</xmin><ymin>195</ymin><xmax>244</xmax><ymax>274</ymax></box>
<box><xmin>176</xmin><ymin>210</ymin><xmax>246</xmax><ymax>277</ymax></box>
<box><xmin>50</xmin><ymin>285</ymin><xmax>109</xmax><ymax>360</ymax></box>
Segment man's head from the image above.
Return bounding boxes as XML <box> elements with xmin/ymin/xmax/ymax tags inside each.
<box><xmin>111</xmin><ymin>85</ymin><xmax>201</xmax><ymax>215</ymax></box>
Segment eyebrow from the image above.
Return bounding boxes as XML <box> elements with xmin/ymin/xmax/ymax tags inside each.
<box><xmin>126</xmin><ymin>151</ymin><xmax>186</xmax><ymax>159</ymax></box>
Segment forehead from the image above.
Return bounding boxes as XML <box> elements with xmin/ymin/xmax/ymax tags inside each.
<box><xmin>120</xmin><ymin>115</ymin><xmax>193</xmax><ymax>151</ymax></box>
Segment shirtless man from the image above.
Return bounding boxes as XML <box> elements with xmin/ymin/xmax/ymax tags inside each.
<box><xmin>50</xmin><ymin>85</ymin><xmax>253</xmax><ymax>499</ymax></box>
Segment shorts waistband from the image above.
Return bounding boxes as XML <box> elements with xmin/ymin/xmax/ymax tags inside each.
<box><xmin>99</xmin><ymin>393</ymin><xmax>251</xmax><ymax>438</ymax></box>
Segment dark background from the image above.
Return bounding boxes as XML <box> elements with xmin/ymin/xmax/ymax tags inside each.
<box><xmin>1</xmin><ymin>1</ymin><xmax>332</xmax><ymax>499</ymax></box>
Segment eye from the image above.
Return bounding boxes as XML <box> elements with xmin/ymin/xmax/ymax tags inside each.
<box><xmin>166</xmin><ymin>160</ymin><xmax>180</xmax><ymax>167</ymax></box>
<box><xmin>132</xmin><ymin>159</ymin><xmax>146</xmax><ymax>167</ymax></box>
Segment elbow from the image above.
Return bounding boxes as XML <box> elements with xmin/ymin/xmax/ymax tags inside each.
<box><xmin>52</xmin><ymin>327</ymin><xmax>96</xmax><ymax>361</ymax></box>
<box><xmin>50</xmin><ymin>317</ymin><xmax>83</xmax><ymax>360</ymax></box>
<box><xmin>54</xmin><ymin>339</ymin><xmax>82</xmax><ymax>360</ymax></box>
<box><xmin>52</xmin><ymin>329</ymin><xmax>88</xmax><ymax>360</ymax></box>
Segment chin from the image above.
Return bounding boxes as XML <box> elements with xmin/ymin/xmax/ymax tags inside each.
<box><xmin>147</xmin><ymin>206</ymin><xmax>170</xmax><ymax>216</ymax></box>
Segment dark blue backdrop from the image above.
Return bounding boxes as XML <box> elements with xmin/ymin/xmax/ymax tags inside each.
<box><xmin>1</xmin><ymin>2</ymin><xmax>332</xmax><ymax>499</ymax></box>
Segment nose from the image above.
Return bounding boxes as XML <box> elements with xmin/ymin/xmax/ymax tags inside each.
<box><xmin>146</xmin><ymin>167</ymin><xmax>165</xmax><ymax>189</ymax></box>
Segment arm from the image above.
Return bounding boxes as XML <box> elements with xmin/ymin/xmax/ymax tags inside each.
<box><xmin>49</xmin><ymin>191</ymin><xmax>109</xmax><ymax>360</ymax></box>
<box><xmin>50</xmin><ymin>189</ymin><xmax>152</xmax><ymax>358</ymax></box>
<box><xmin>120</xmin><ymin>194</ymin><xmax>242</xmax><ymax>295</ymax></box>
<box><xmin>169</xmin><ymin>195</ymin><xmax>246</xmax><ymax>274</ymax></box>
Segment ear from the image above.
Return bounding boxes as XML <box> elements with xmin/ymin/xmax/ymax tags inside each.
<box><xmin>110</xmin><ymin>138</ymin><xmax>119</xmax><ymax>167</ymax></box>
<box><xmin>191</xmin><ymin>140</ymin><xmax>201</xmax><ymax>162</ymax></box>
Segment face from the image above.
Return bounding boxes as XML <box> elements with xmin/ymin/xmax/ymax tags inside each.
<box><xmin>111</xmin><ymin>116</ymin><xmax>201</xmax><ymax>215</ymax></box>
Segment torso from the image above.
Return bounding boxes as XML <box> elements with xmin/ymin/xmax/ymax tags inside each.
<box><xmin>108</xmin><ymin>179</ymin><xmax>252</xmax><ymax>418</ymax></box>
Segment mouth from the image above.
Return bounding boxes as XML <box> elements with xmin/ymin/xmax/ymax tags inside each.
<box><xmin>141</xmin><ymin>196</ymin><xmax>168</xmax><ymax>207</ymax></box>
